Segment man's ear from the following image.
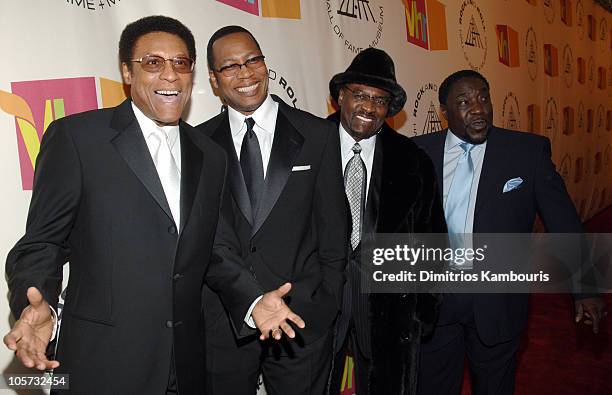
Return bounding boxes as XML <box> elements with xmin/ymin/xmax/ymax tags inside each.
<box><xmin>121</xmin><ymin>63</ymin><xmax>132</xmax><ymax>85</ymax></box>
<box><xmin>209</xmin><ymin>70</ymin><xmax>218</xmax><ymax>90</ymax></box>
<box><xmin>337</xmin><ymin>88</ymin><xmax>345</xmax><ymax>106</ymax></box>
<box><xmin>440</xmin><ymin>104</ymin><xmax>448</xmax><ymax>120</ymax></box>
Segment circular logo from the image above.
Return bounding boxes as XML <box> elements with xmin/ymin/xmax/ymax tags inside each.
<box><xmin>501</xmin><ymin>92</ymin><xmax>521</xmax><ymax>130</ymax></box>
<box><xmin>559</xmin><ymin>154</ymin><xmax>572</xmax><ymax>184</ymax></box>
<box><xmin>458</xmin><ymin>0</ymin><xmax>488</xmax><ymax>71</ymax></box>
<box><xmin>587</xmin><ymin>57</ymin><xmax>595</xmax><ymax>92</ymax></box>
<box><xmin>525</xmin><ymin>27</ymin><xmax>538</xmax><ymax>81</ymax></box>
<box><xmin>410</xmin><ymin>82</ymin><xmax>444</xmax><ymax>136</ymax></box>
<box><xmin>563</xmin><ymin>45</ymin><xmax>573</xmax><ymax>88</ymax></box>
<box><xmin>600</xmin><ymin>18</ymin><xmax>608</xmax><ymax>52</ymax></box>
<box><xmin>596</xmin><ymin>104</ymin><xmax>605</xmax><ymax>137</ymax></box>
<box><xmin>64</xmin><ymin>0</ymin><xmax>122</xmax><ymax>12</ymax></box>
<box><xmin>325</xmin><ymin>0</ymin><xmax>385</xmax><ymax>54</ymax></box>
<box><xmin>545</xmin><ymin>97</ymin><xmax>558</xmax><ymax>139</ymax></box>
<box><xmin>544</xmin><ymin>0</ymin><xmax>555</xmax><ymax>24</ymax></box>
<box><xmin>577</xmin><ymin>101</ymin><xmax>585</xmax><ymax>134</ymax></box>
<box><xmin>268</xmin><ymin>68</ymin><xmax>302</xmax><ymax>109</ymax></box>
<box><xmin>576</xmin><ymin>1</ymin><xmax>585</xmax><ymax>39</ymax></box>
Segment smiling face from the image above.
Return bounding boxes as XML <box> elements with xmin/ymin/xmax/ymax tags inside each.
<box><xmin>337</xmin><ymin>83</ymin><xmax>390</xmax><ymax>141</ymax></box>
<box><xmin>121</xmin><ymin>31</ymin><xmax>193</xmax><ymax>126</ymax></box>
<box><xmin>209</xmin><ymin>32</ymin><xmax>269</xmax><ymax>115</ymax></box>
<box><xmin>442</xmin><ymin>76</ymin><xmax>493</xmax><ymax>144</ymax></box>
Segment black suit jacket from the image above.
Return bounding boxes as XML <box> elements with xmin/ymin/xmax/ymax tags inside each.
<box><xmin>329</xmin><ymin>113</ymin><xmax>446</xmax><ymax>395</ymax></box>
<box><xmin>198</xmin><ymin>95</ymin><xmax>348</xmax><ymax>344</ymax></box>
<box><xmin>6</xmin><ymin>100</ymin><xmax>262</xmax><ymax>394</ymax></box>
<box><xmin>413</xmin><ymin>127</ymin><xmax>582</xmax><ymax>345</ymax></box>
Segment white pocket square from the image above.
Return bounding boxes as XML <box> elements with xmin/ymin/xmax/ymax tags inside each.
<box><xmin>292</xmin><ymin>165</ymin><xmax>311</xmax><ymax>171</ymax></box>
<box><xmin>503</xmin><ymin>177</ymin><xmax>523</xmax><ymax>193</ymax></box>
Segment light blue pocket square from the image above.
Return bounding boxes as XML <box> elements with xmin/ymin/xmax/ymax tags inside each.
<box><xmin>503</xmin><ymin>177</ymin><xmax>523</xmax><ymax>193</ymax></box>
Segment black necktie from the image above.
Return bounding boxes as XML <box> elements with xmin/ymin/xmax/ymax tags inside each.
<box><xmin>240</xmin><ymin>117</ymin><xmax>264</xmax><ymax>219</ymax></box>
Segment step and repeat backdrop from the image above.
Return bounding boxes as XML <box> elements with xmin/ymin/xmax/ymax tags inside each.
<box><xmin>0</xmin><ymin>0</ymin><xmax>610</xmax><ymax>391</ymax></box>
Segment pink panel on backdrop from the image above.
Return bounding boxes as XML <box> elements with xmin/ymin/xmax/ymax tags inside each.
<box><xmin>11</xmin><ymin>77</ymin><xmax>98</xmax><ymax>189</ymax></box>
<box><xmin>217</xmin><ymin>0</ymin><xmax>259</xmax><ymax>16</ymax></box>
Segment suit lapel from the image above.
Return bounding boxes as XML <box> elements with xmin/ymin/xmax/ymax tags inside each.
<box><xmin>209</xmin><ymin>114</ymin><xmax>254</xmax><ymax>225</ymax></box>
<box><xmin>474</xmin><ymin>127</ymin><xmax>507</xmax><ymax>221</ymax></box>
<box><xmin>110</xmin><ymin>100</ymin><xmax>174</xmax><ymax>224</ymax></box>
<box><xmin>252</xmin><ymin>106</ymin><xmax>304</xmax><ymax>236</ymax></box>
<box><xmin>179</xmin><ymin>123</ymin><xmax>203</xmax><ymax>233</ymax></box>
<box><xmin>429</xmin><ymin>130</ymin><xmax>447</xmax><ymax>194</ymax></box>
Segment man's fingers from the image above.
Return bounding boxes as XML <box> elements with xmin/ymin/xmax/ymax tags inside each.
<box><xmin>273</xmin><ymin>283</ymin><xmax>292</xmax><ymax>298</ymax></box>
<box><xmin>279</xmin><ymin>322</ymin><xmax>295</xmax><ymax>338</ymax></box>
<box><xmin>3</xmin><ymin>329</ymin><xmax>23</xmax><ymax>350</ymax></box>
<box><xmin>287</xmin><ymin>312</ymin><xmax>305</xmax><ymax>329</ymax></box>
<box><xmin>26</xmin><ymin>287</ymin><xmax>44</xmax><ymax>309</ymax></box>
<box><xmin>575</xmin><ymin>303</ymin><xmax>584</xmax><ymax>323</ymax></box>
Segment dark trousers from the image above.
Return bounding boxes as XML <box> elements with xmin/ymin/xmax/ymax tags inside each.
<box><xmin>417</xmin><ymin>297</ymin><xmax>521</xmax><ymax>395</ymax></box>
<box><xmin>205</xmin><ymin>315</ymin><xmax>333</xmax><ymax>395</ymax></box>
<box><xmin>329</xmin><ymin>326</ymin><xmax>371</xmax><ymax>395</ymax></box>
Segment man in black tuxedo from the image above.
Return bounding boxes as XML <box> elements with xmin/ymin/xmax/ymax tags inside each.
<box><xmin>197</xmin><ymin>26</ymin><xmax>348</xmax><ymax>395</ymax></box>
<box><xmin>413</xmin><ymin>69</ymin><xmax>606</xmax><ymax>395</ymax></box>
<box><xmin>4</xmin><ymin>16</ymin><xmax>302</xmax><ymax>394</ymax></box>
<box><xmin>326</xmin><ymin>48</ymin><xmax>446</xmax><ymax>395</ymax></box>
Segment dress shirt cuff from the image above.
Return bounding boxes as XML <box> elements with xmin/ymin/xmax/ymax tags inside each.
<box><xmin>49</xmin><ymin>305</ymin><xmax>58</xmax><ymax>341</ymax></box>
<box><xmin>244</xmin><ymin>295</ymin><xmax>263</xmax><ymax>328</ymax></box>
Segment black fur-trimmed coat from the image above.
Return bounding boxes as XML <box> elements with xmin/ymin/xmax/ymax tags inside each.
<box><xmin>329</xmin><ymin>112</ymin><xmax>447</xmax><ymax>395</ymax></box>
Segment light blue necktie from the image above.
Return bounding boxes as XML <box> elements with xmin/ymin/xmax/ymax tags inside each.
<box><xmin>445</xmin><ymin>142</ymin><xmax>475</xmax><ymax>234</ymax></box>
<box><xmin>445</xmin><ymin>142</ymin><xmax>475</xmax><ymax>268</ymax></box>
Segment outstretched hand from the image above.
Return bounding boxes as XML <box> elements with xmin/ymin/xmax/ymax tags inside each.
<box><xmin>252</xmin><ymin>283</ymin><xmax>305</xmax><ymax>341</ymax></box>
<box><xmin>575</xmin><ymin>297</ymin><xmax>607</xmax><ymax>334</ymax></box>
<box><xmin>3</xmin><ymin>287</ymin><xmax>59</xmax><ymax>370</ymax></box>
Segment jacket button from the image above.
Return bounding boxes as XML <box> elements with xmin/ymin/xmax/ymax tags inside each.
<box><xmin>168</xmin><ymin>226</ymin><xmax>176</xmax><ymax>235</ymax></box>
<box><xmin>173</xmin><ymin>273</ymin><xmax>183</xmax><ymax>281</ymax></box>
<box><xmin>400</xmin><ymin>331</ymin><xmax>412</xmax><ymax>342</ymax></box>
<box><xmin>166</xmin><ymin>320</ymin><xmax>183</xmax><ymax>328</ymax></box>
<box><xmin>250</xmin><ymin>246</ymin><xmax>256</xmax><ymax>252</ymax></box>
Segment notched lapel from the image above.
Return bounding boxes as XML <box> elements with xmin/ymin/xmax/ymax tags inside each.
<box><xmin>211</xmin><ymin>115</ymin><xmax>254</xmax><ymax>225</ymax></box>
<box><xmin>179</xmin><ymin>124</ymin><xmax>203</xmax><ymax>233</ymax></box>
<box><xmin>474</xmin><ymin>128</ymin><xmax>508</xmax><ymax>217</ymax></box>
<box><xmin>252</xmin><ymin>110</ymin><xmax>304</xmax><ymax>236</ymax></box>
<box><xmin>110</xmin><ymin>101</ymin><xmax>173</xmax><ymax>224</ymax></box>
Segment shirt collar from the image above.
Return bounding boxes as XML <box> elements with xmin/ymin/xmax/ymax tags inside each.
<box><xmin>444</xmin><ymin>129</ymin><xmax>486</xmax><ymax>153</ymax></box>
<box><xmin>132</xmin><ymin>101</ymin><xmax>179</xmax><ymax>147</ymax></box>
<box><xmin>228</xmin><ymin>95</ymin><xmax>276</xmax><ymax>137</ymax></box>
<box><xmin>339</xmin><ymin>122</ymin><xmax>377</xmax><ymax>154</ymax></box>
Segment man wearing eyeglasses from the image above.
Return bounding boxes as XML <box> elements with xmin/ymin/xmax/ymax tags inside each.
<box><xmin>4</xmin><ymin>16</ymin><xmax>305</xmax><ymax>394</ymax></box>
<box><xmin>197</xmin><ymin>26</ymin><xmax>348</xmax><ymax>395</ymax></box>
<box><xmin>327</xmin><ymin>48</ymin><xmax>446</xmax><ymax>395</ymax></box>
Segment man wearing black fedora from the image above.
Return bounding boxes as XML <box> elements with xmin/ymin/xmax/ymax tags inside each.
<box><xmin>327</xmin><ymin>48</ymin><xmax>447</xmax><ymax>394</ymax></box>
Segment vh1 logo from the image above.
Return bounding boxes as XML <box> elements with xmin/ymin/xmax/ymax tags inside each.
<box><xmin>496</xmin><ymin>25</ymin><xmax>520</xmax><ymax>67</ymax></box>
<box><xmin>404</xmin><ymin>0</ymin><xmax>448</xmax><ymax>50</ymax></box>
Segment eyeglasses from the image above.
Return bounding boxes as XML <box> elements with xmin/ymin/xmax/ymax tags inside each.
<box><xmin>130</xmin><ymin>54</ymin><xmax>195</xmax><ymax>74</ymax></box>
<box><xmin>343</xmin><ymin>86</ymin><xmax>391</xmax><ymax>108</ymax></box>
<box><xmin>214</xmin><ymin>55</ymin><xmax>266</xmax><ymax>77</ymax></box>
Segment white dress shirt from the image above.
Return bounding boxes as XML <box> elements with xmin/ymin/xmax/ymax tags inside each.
<box><xmin>228</xmin><ymin>95</ymin><xmax>278</xmax><ymax>178</ymax></box>
<box><xmin>339</xmin><ymin>123</ymin><xmax>377</xmax><ymax>202</ymax></box>
<box><xmin>442</xmin><ymin>130</ymin><xmax>487</xmax><ymax>233</ymax></box>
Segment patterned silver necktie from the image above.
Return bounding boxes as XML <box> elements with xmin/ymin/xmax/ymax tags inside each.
<box><xmin>345</xmin><ymin>143</ymin><xmax>366</xmax><ymax>249</ymax></box>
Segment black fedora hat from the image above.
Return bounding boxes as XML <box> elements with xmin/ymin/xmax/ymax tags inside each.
<box><xmin>329</xmin><ymin>48</ymin><xmax>407</xmax><ymax>117</ymax></box>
